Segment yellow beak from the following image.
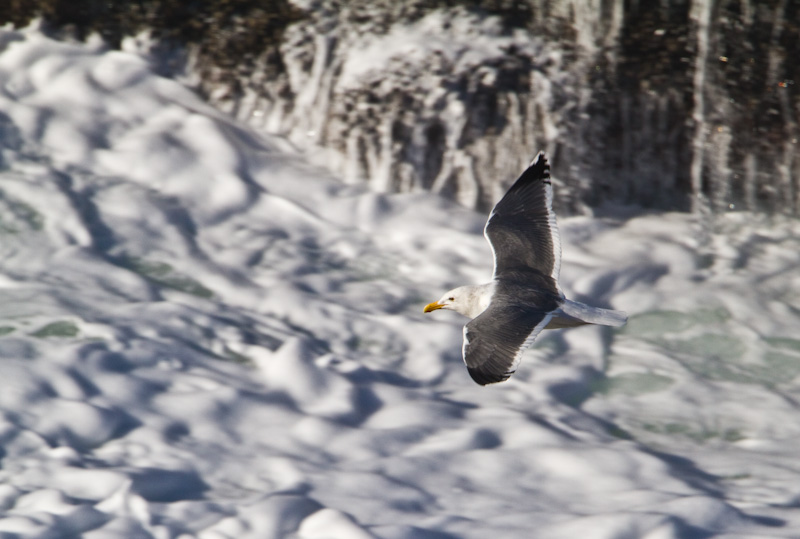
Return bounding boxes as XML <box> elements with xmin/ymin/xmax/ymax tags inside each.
<box><xmin>424</xmin><ymin>301</ymin><xmax>444</xmax><ymax>313</ymax></box>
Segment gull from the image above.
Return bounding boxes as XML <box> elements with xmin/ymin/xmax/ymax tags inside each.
<box><xmin>424</xmin><ymin>152</ymin><xmax>627</xmax><ymax>385</ymax></box>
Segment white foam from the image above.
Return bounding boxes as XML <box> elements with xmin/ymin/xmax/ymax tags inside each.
<box><xmin>0</xmin><ymin>23</ymin><xmax>799</xmax><ymax>538</ymax></box>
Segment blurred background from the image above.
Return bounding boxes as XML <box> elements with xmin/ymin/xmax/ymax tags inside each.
<box><xmin>2</xmin><ymin>0</ymin><xmax>797</xmax><ymax>215</ymax></box>
<box><xmin>1</xmin><ymin>3</ymin><xmax>800</xmax><ymax>536</ymax></box>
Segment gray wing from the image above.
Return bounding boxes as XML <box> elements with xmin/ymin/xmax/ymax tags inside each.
<box><xmin>463</xmin><ymin>300</ymin><xmax>554</xmax><ymax>385</ymax></box>
<box><xmin>484</xmin><ymin>152</ymin><xmax>561</xmax><ymax>290</ymax></box>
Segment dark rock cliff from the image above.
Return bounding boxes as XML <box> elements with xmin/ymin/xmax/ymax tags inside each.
<box><xmin>2</xmin><ymin>0</ymin><xmax>799</xmax><ymax>215</ymax></box>
<box><xmin>209</xmin><ymin>0</ymin><xmax>800</xmax><ymax>215</ymax></box>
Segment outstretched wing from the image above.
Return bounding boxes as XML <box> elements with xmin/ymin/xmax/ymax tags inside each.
<box><xmin>463</xmin><ymin>301</ymin><xmax>554</xmax><ymax>385</ymax></box>
<box><xmin>484</xmin><ymin>152</ymin><xmax>561</xmax><ymax>290</ymax></box>
<box><xmin>463</xmin><ymin>271</ymin><xmax>560</xmax><ymax>385</ymax></box>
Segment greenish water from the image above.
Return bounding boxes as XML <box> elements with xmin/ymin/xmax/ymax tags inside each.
<box><xmin>618</xmin><ymin>308</ymin><xmax>800</xmax><ymax>386</ymax></box>
<box><xmin>0</xmin><ymin>191</ymin><xmax>44</xmax><ymax>233</ymax></box>
<box><xmin>31</xmin><ymin>321</ymin><xmax>79</xmax><ymax>338</ymax></box>
<box><xmin>120</xmin><ymin>256</ymin><xmax>214</xmax><ymax>299</ymax></box>
<box><xmin>592</xmin><ymin>372</ymin><xmax>674</xmax><ymax>397</ymax></box>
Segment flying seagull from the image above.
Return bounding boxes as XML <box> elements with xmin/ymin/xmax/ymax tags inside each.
<box><xmin>424</xmin><ymin>152</ymin><xmax>627</xmax><ymax>385</ymax></box>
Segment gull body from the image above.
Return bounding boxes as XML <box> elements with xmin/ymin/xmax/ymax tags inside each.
<box><xmin>425</xmin><ymin>284</ymin><xmax>627</xmax><ymax>329</ymax></box>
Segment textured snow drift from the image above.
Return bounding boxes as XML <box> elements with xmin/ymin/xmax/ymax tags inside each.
<box><xmin>1</xmin><ymin>26</ymin><xmax>800</xmax><ymax>538</ymax></box>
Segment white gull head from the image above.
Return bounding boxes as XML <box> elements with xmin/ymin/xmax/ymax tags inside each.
<box><xmin>423</xmin><ymin>283</ymin><xmax>494</xmax><ymax>319</ymax></box>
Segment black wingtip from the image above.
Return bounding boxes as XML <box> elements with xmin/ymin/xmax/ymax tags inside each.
<box><xmin>510</xmin><ymin>151</ymin><xmax>550</xmax><ymax>190</ymax></box>
<box><xmin>529</xmin><ymin>151</ymin><xmax>547</xmax><ymax>168</ymax></box>
<box><xmin>467</xmin><ymin>366</ymin><xmax>513</xmax><ymax>386</ymax></box>
<box><xmin>528</xmin><ymin>151</ymin><xmax>550</xmax><ymax>181</ymax></box>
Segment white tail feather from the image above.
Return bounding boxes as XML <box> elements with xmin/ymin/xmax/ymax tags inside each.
<box><xmin>546</xmin><ymin>299</ymin><xmax>628</xmax><ymax>329</ymax></box>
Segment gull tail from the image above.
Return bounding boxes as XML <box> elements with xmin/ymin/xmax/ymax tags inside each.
<box><xmin>545</xmin><ymin>299</ymin><xmax>628</xmax><ymax>329</ymax></box>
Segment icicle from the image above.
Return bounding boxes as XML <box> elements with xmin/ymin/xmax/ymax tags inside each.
<box><xmin>689</xmin><ymin>0</ymin><xmax>713</xmax><ymax>215</ymax></box>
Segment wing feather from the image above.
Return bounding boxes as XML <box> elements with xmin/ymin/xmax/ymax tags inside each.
<box><xmin>463</xmin><ymin>300</ymin><xmax>554</xmax><ymax>385</ymax></box>
<box><xmin>484</xmin><ymin>152</ymin><xmax>561</xmax><ymax>291</ymax></box>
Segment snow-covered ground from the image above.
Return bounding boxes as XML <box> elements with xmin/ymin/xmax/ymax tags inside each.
<box><xmin>1</xmin><ymin>25</ymin><xmax>800</xmax><ymax>538</ymax></box>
